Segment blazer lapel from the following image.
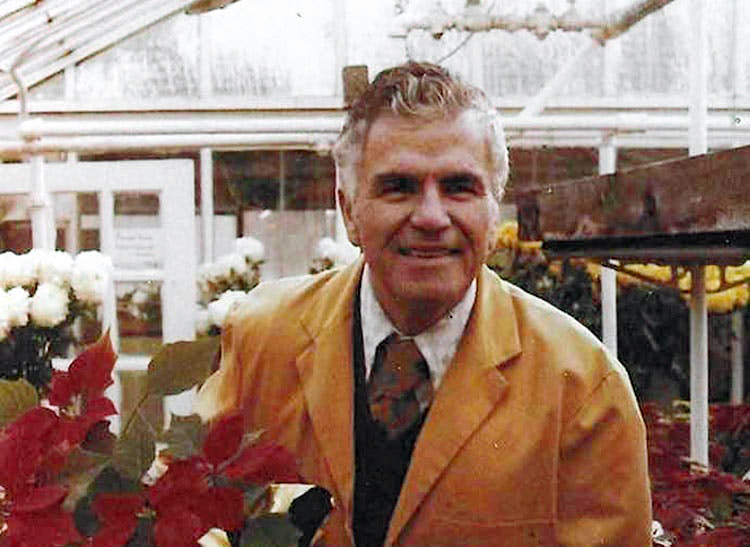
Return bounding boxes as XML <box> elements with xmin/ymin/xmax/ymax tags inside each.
<box><xmin>295</xmin><ymin>259</ymin><xmax>364</xmax><ymax>532</ymax></box>
<box><xmin>386</xmin><ymin>267</ymin><xmax>523</xmax><ymax>545</ymax></box>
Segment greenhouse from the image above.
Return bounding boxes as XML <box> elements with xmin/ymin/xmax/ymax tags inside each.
<box><xmin>0</xmin><ymin>0</ymin><xmax>749</xmax><ymax>545</ymax></box>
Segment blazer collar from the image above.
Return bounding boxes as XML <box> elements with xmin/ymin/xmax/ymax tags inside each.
<box><xmin>386</xmin><ymin>266</ymin><xmax>523</xmax><ymax>545</ymax></box>
<box><xmin>296</xmin><ymin>258</ymin><xmax>364</xmax><ymax>536</ymax></box>
<box><xmin>294</xmin><ymin>262</ymin><xmax>522</xmax><ymax>545</ymax></box>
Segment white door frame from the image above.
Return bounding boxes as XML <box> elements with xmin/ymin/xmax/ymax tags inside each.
<box><xmin>0</xmin><ymin>159</ymin><xmax>197</xmax><ymax>430</ymax></box>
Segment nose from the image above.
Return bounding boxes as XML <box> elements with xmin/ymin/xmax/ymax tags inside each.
<box><xmin>410</xmin><ymin>179</ymin><xmax>450</xmax><ymax>231</ymax></box>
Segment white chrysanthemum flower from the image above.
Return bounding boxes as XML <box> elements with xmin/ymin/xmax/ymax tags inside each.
<box><xmin>0</xmin><ymin>296</ymin><xmax>10</xmax><ymax>342</ymax></box>
<box><xmin>131</xmin><ymin>286</ymin><xmax>151</xmax><ymax>306</ymax></box>
<box><xmin>235</xmin><ymin>237</ymin><xmax>265</xmax><ymax>263</ymax></box>
<box><xmin>30</xmin><ymin>283</ymin><xmax>69</xmax><ymax>327</ymax></box>
<box><xmin>207</xmin><ymin>290</ymin><xmax>247</xmax><ymax>328</ymax></box>
<box><xmin>36</xmin><ymin>250</ymin><xmax>75</xmax><ymax>286</ymax></box>
<box><xmin>5</xmin><ymin>286</ymin><xmax>30</xmax><ymax>328</ymax></box>
<box><xmin>314</xmin><ymin>237</ymin><xmax>360</xmax><ymax>266</ymax></box>
<box><xmin>0</xmin><ymin>252</ymin><xmax>17</xmax><ymax>289</ymax></box>
<box><xmin>71</xmin><ymin>251</ymin><xmax>113</xmax><ymax>304</ymax></box>
<box><xmin>2</xmin><ymin>251</ymin><xmax>37</xmax><ymax>287</ymax></box>
<box><xmin>314</xmin><ymin>237</ymin><xmax>339</xmax><ymax>262</ymax></box>
<box><xmin>214</xmin><ymin>253</ymin><xmax>248</xmax><ymax>279</ymax></box>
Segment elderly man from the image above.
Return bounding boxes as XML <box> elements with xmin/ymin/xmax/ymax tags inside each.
<box><xmin>197</xmin><ymin>62</ymin><xmax>652</xmax><ymax>546</ymax></box>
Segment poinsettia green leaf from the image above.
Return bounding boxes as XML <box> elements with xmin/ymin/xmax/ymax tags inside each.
<box><xmin>239</xmin><ymin>514</ymin><xmax>301</xmax><ymax>547</ymax></box>
<box><xmin>243</xmin><ymin>484</ymin><xmax>271</xmax><ymax>517</ymax></box>
<box><xmin>73</xmin><ymin>466</ymin><xmax>141</xmax><ymax>536</ymax></box>
<box><xmin>59</xmin><ymin>447</ymin><xmax>110</xmax><ymax>513</ymax></box>
<box><xmin>0</xmin><ymin>378</ymin><xmax>39</xmax><ymax>428</ymax></box>
<box><xmin>159</xmin><ymin>413</ymin><xmax>207</xmax><ymax>461</ymax></box>
<box><xmin>145</xmin><ymin>336</ymin><xmax>220</xmax><ymax>396</ymax></box>
<box><xmin>112</xmin><ymin>411</ymin><xmax>156</xmax><ymax>482</ymax></box>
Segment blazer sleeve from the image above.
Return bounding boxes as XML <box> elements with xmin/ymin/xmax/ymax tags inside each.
<box><xmin>556</xmin><ymin>368</ymin><xmax>653</xmax><ymax>546</ymax></box>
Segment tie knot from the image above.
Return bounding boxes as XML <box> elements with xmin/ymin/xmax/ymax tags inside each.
<box><xmin>379</xmin><ymin>334</ymin><xmax>424</xmax><ymax>372</ymax></box>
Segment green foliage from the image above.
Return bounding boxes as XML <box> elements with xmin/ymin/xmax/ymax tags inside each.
<box><xmin>616</xmin><ymin>284</ymin><xmax>689</xmax><ymax>399</ymax></box>
<box><xmin>488</xmin><ymin>248</ymin><xmax>693</xmax><ymax>400</ymax></box>
<box><xmin>159</xmin><ymin>414</ymin><xmax>206</xmax><ymax>461</ymax></box>
<box><xmin>146</xmin><ymin>336</ymin><xmax>220</xmax><ymax>396</ymax></box>
<box><xmin>0</xmin><ymin>333</ymin><xmax>307</xmax><ymax>546</ymax></box>
<box><xmin>73</xmin><ymin>466</ymin><xmax>141</xmax><ymax>537</ymax></box>
<box><xmin>240</xmin><ymin>514</ymin><xmax>301</xmax><ymax>547</ymax></box>
<box><xmin>113</xmin><ymin>411</ymin><xmax>157</xmax><ymax>483</ymax></box>
<box><xmin>0</xmin><ymin>378</ymin><xmax>38</xmax><ymax>428</ymax></box>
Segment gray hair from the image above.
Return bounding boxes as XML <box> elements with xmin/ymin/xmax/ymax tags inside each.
<box><xmin>332</xmin><ymin>61</ymin><xmax>509</xmax><ymax>207</ymax></box>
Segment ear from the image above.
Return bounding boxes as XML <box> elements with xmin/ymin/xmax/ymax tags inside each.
<box><xmin>337</xmin><ymin>189</ymin><xmax>361</xmax><ymax>247</ymax></box>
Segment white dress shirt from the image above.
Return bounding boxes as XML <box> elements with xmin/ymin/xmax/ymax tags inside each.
<box><xmin>359</xmin><ymin>265</ymin><xmax>477</xmax><ymax>390</ymax></box>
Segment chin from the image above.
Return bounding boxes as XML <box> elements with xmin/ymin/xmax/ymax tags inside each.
<box><xmin>391</xmin><ymin>280</ymin><xmax>465</xmax><ymax>308</ymax></box>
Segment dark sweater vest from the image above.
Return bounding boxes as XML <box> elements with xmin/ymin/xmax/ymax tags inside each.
<box><xmin>352</xmin><ymin>295</ymin><xmax>428</xmax><ymax>547</ymax></box>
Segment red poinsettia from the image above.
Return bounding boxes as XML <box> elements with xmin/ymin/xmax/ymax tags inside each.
<box><xmin>90</xmin><ymin>413</ymin><xmax>299</xmax><ymax>546</ymax></box>
<box><xmin>644</xmin><ymin>403</ymin><xmax>750</xmax><ymax>544</ymax></box>
<box><xmin>0</xmin><ymin>333</ymin><xmax>304</xmax><ymax>546</ymax></box>
<box><xmin>0</xmin><ymin>335</ymin><xmax>118</xmax><ymax>546</ymax></box>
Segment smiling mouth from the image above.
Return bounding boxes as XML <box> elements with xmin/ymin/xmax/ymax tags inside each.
<box><xmin>397</xmin><ymin>247</ymin><xmax>458</xmax><ymax>258</ymax></box>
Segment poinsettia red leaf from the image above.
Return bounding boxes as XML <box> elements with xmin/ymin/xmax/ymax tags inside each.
<box><xmin>153</xmin><ymin>507</ymin><xmax>206</xmax><ymax>547</ymax></box>
<box><xmin>84</xmin><ymin>396</ymin><xmax>118</xmax><ymax>423</ymax></box>
<box><xmin>89</xmin><ymin>524</ymin><xmax>139</xmax><ymax>547</ymax></box>
<box><xmin>13</xmin><ymin>484</ymin><xmax>68</xmax><ymax>513</ymax></box>
<box><xmin>202</xmin><ymin>413</ymin><xmax>244</xmax><ymax>467</ymax></box>
<box><xmin>3</xmin><ymin>406</ymin><xmax>58</xmax><ymax>442</ymax></box>
<box><xmin>68</xmin><ymin>332</ymin><xmax>117</xmax><ymax>398</ymax></box>
<box><xmin>0</xmin><ymin>407</ymin><xmax>59</xmax><ymax>496</ymax></box>
<box><xmin>53</xmin><ymin>416</ymin><xmax>91</xmax><ymax>448</ymax></box>
<box><xmin>146</xmin><ymin>457</ymin><xmax>210</xmax><ymax>508</ymax></box>
<box><xmin>91</xmin><ymin>492</ymin><xmax>145</xmax><ymax>525</ymax></box>
<box><xmin>202</xmin><ymin>486</ymin><xmax>245</xmax><ymax>532</ymax></box>
<box><xmin>47</xmin><ymin>370</ymin><xmax>74</xmax><ymax>407</ymax></box>
<box><xmin>223</xmin><ymin>441</ymin><xmax>300</xmax><ymax>484</ymax></box>
<box><xmin>89</xmin><ymin>493</ymin><xmax>144</xmax><ymax>546</ymax></box>
<box><xmin>5</xmin><ymin>506</ymin><xmax>82</xmax><ymax>547</ymax></box>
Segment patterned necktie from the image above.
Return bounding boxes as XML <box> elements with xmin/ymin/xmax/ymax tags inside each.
<box><xmin>367</xmin><ymin>333</ymin><xmax>434</xmax><ymax>439</ymax></box>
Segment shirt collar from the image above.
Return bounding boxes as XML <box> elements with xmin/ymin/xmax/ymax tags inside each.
<box><xmin>359</xmin><ymin>265</ymin><xmax>477</xmax><ymax>390</ymax></box>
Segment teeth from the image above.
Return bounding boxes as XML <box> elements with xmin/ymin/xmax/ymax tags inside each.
<box><xmin>398</xmin><ymin>248</ymin><xmax>452</xmax><ymax>257</ymax></box>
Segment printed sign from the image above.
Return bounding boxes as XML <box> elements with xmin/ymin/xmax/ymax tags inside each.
<box><xmin>113</xmin><ymin>228</ymin><xmax>163</xmax><ymax>269</ymax></box>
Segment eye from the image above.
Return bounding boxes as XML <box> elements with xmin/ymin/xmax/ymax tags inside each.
<box><xmin>441</xmin><ymin>175</ymin><xmax>477</xmax><ymax>195</ymax></box>
<box><xmin>378</xmin><ymin>175</ymin><xmax>418</xmax><ymax>195</ymax></box>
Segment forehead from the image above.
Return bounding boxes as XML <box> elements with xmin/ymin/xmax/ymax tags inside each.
<box><xmin>361</xmin><ymin>110</ymin><xmax>491</xmax><ymax>175</ymax></box>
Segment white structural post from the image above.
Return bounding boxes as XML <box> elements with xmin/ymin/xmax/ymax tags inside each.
<box><xmin>689</xmin><ymin>266</ymin><xmax>709</xmax><ymax>466</ymax></box>
<box><xmin>98</xmin><ymin>188</ymin><xmax>120</xmax><ymax>352</ymax></box>
<box><xmin>731</xmin><ymin>310</ymin><xmax>744</xmax><ymax>404</ymax></box>
<box><xmin>200</xmin><ymin>148</ymin><xmax>214</xmax><ymax>263</ymax></box>
<box><xmin>729</xmin><ymin>0</ymin><xmax>746</xmax><ymax>405</ymax></box>
<box><xmin>29</xmin><ymin>154</ymin><xmax>54</xmax><ymax>249</ymax></box>
<box><xmin>599</xmin><ymin>144</ymin><xmax>618</xmax><ymax>354</ymax></box>
<box><xmin>688</xmin><ymin>0</ymin><xmax>708</xmax><ymax>467</ymax></box>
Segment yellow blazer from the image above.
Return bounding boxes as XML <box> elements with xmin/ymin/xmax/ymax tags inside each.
<box><xmin>196</xmin><ymin>259</ymin><xmax>652</xmax><ymax>546</ymax></box>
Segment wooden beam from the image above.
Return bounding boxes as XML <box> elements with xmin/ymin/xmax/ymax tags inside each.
<box><xmin>518</xmin><ymin>145</ymin><xmax>750</xmax><ymax>249</ymax></box>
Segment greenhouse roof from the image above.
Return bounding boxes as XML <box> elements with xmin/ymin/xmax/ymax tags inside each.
<box><xmin>0</xmin><ymin>0</ymin><xmax>237</xmax><ymax>103</ymax></box>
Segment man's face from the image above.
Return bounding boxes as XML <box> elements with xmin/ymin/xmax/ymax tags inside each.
<box><xmin>340</xmin><ymin>111</ymin><xmax>499</xmax><ymax>326</ymax></box>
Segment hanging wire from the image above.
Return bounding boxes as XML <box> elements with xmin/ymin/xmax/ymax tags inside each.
<box><xmin>433</xmin><ymin>0</ymin><xmax>497</xmax><ymax>64</ymax></box>
<box><xmin>435</xmin><ymin>30</ymin><xmax>476</xmax><ymax>63</ymax></box>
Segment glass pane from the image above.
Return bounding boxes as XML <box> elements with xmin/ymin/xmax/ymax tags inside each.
<box><xmin>117</xmin><ymin>281</ymin><xmax>163</xmax><ymax>355</ymax></box>
<box><xmin>215</xmin><ymin>151</ymin><xmax>280</xmax><ymax>211</ymax></box>
<box><xmin>75</xmin><ymin>17</ymin><xmax>199</xmax><ymax>99</ymax></box>
<box><xmin>283</xmin><ymin>151</ymin><xmax>336</xmax><ymax>210</ymax></box>
<box><xmin>0</xmin><ymin>194</ymin><xmax>32</xmax><ymax>253</ymax></box>
<box><xmin>113</xmin><ymin>192</ymin><xmax>163</xmax><ymax>270</ymax></box>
